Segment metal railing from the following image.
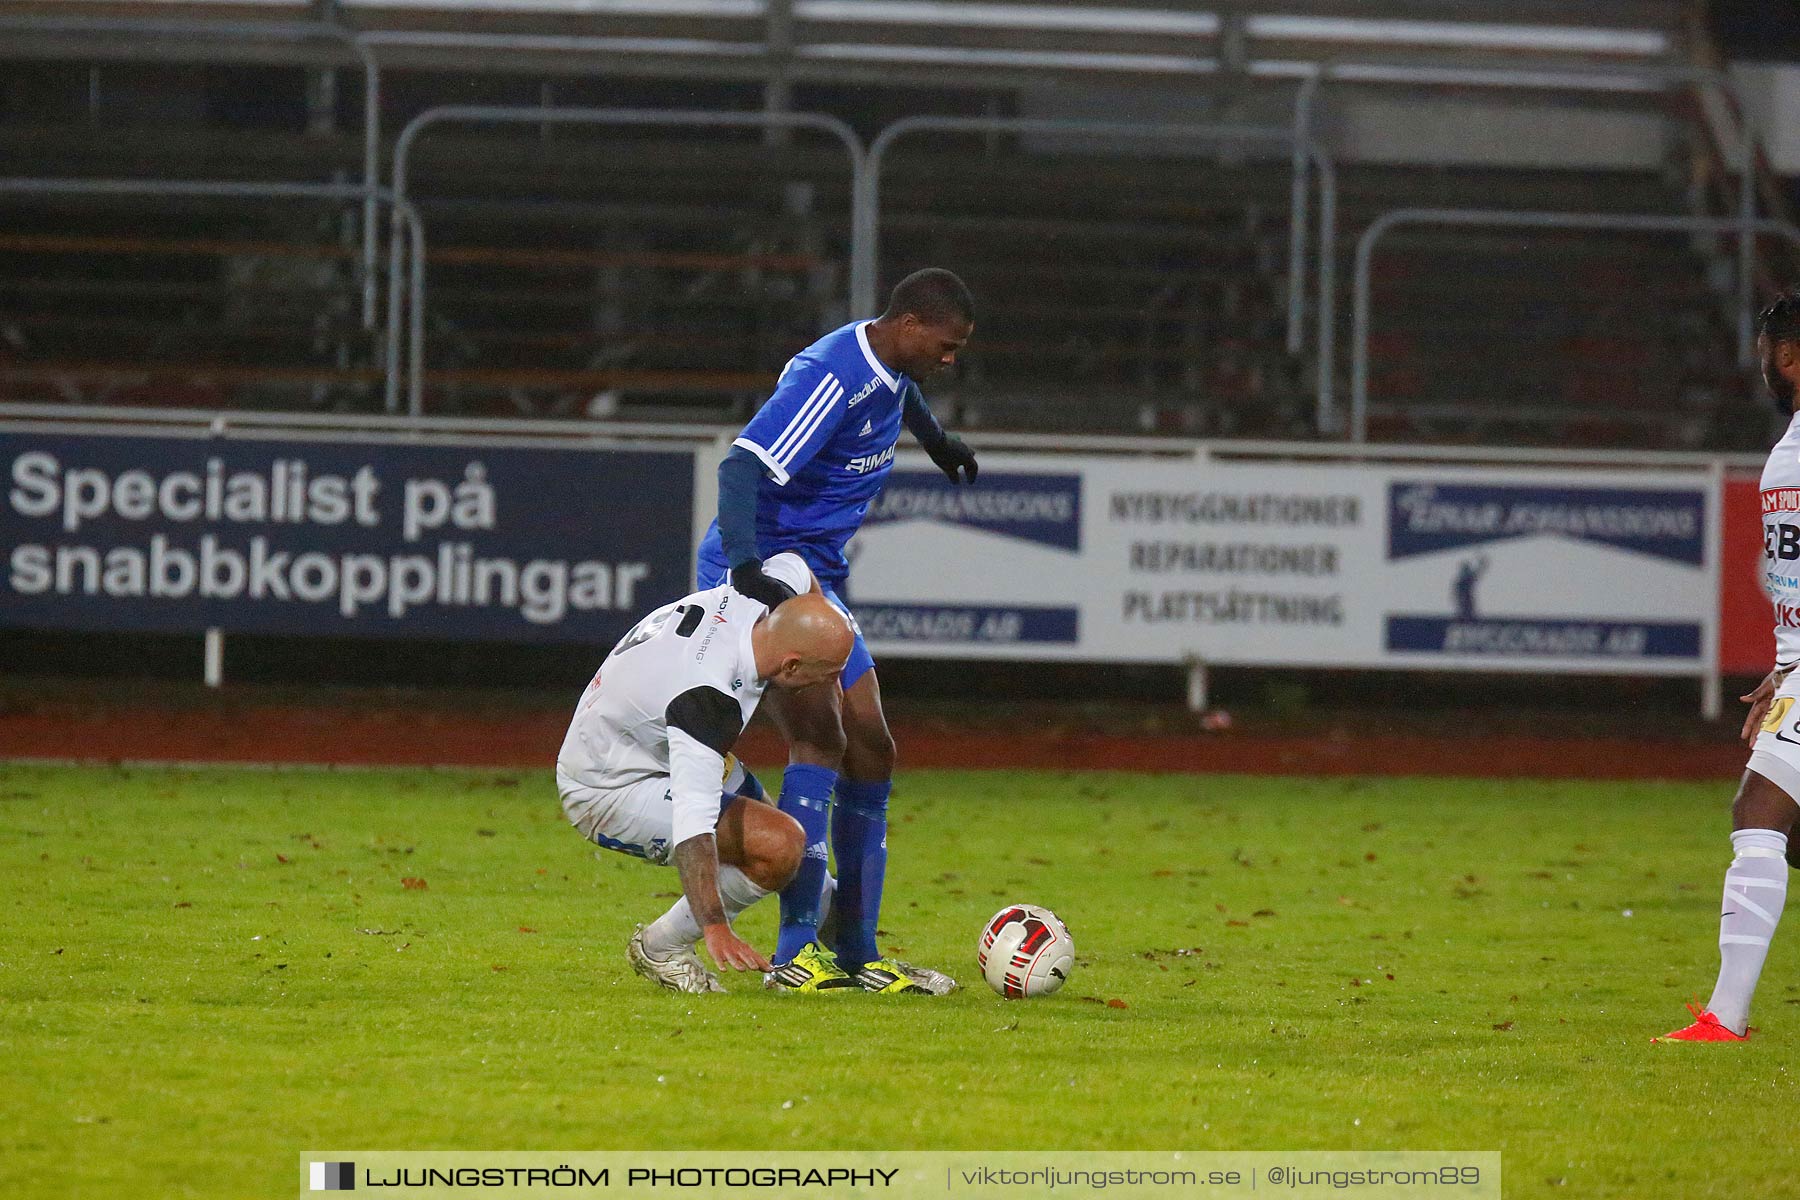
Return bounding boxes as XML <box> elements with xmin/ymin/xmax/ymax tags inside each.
<box><xmin>858</xmin><ymin>115</ymin><xmax>1338</xmax><ymax>433</ymax></box>
<box><xmin>1349</xmin><ymin>207</ymin><xmax>1800</xmax><ymax>442</ymax></box>
<box><xmin>0</xmin><ymin>15</ymin><xmax>384</xmax><ymax>330</ymax></box>
<box><xmin>1288</xmin><ymin>61</ymin><xmax>1766</xmax><ymax>369</ymax></box>
<box><xmin>386</xmin><ymin>105</ymin><xmax>866</xmax><ymax>417</ymax></box>
<box><xmin>0</xmin><ymin>177</ymin><xmax>422</xmax><ymax>409</ymax></box>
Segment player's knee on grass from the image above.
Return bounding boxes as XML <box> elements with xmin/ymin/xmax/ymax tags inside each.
<box><xmin>1732</xmin><ymin>770</ymin><xmax>1799</xmax><ymax>836</ymax></box>
<box><xmin>717</xmin><ymin>799</ymin><xmax>806</xmax><ymax>891</ymax></box>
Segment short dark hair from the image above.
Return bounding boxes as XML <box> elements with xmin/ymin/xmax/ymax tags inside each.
<box><xmin>1758</xmin><ymin>288</ymin><xmax>1800</xmax><ymax>344</ymax></box>
<box><xmin>883</xmin><ymin>268</ymin><xmax>974</xmax><ymax>327</ymax></box>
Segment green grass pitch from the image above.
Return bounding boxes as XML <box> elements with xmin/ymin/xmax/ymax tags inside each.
<box><xmin>3</xmin><ymin>761</ymin><xmax>1798</xmax><ymax>1198</ymax></box>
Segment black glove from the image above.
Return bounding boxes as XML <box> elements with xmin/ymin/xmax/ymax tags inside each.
<box><xmin>925</xmin><ymin>434</ymin><xmax>979</xmax><ymax>485</ymax></box>
<box><xmin>730</xmin><ymin>558</ymin><xmax>798</xmax><ymax>609</ymax></box>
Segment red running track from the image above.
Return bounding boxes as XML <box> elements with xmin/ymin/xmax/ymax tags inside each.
<box><xmin>0</xmin><ymin>699</ymin><xmax>1750</xmax><ymax>780</ymax></box>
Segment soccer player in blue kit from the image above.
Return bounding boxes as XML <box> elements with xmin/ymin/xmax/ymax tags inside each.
<box><xmin>696</xmin><ymin>268</ymin><xmax>978</xmax><ymax>994</ymax></box>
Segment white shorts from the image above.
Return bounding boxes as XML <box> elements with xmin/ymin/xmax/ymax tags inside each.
<box><xmin>557</xmin><ymin>758</ymin><xmax>751</xmax><ymax>866</ymax></box>
<box><xmin>1747</xmin><ymin>672</ymin><xmax>1800</xmax><ymax>804</ymax></box>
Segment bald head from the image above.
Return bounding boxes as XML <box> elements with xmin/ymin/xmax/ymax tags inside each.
<box><xmin>753</xmin><ymin>593</ymin><xmax>854</xmax><ymax>688</ymax></box>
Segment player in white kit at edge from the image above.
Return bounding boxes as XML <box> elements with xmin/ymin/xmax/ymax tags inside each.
<box><xmin>556</xmin><ymin>553</ymin><xmax>854</xmax><ymax>993</ymax></box>
<box><xmin>1661</xmin><ymin>291</ymin><xmax>1800</xmax><ymax>1042</ymax></box>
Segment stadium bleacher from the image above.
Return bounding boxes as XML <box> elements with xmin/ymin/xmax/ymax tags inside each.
<box><xmin>0</xmin><ymin>0</ymin><xmax>1789</xmax><ymax>447</ymax></box>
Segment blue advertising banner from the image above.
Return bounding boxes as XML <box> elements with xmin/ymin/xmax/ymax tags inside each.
<box><xmin>850</xmin><ymin>467</ymin><xmax>1082</xmax><ymax>646</ymax></box>
<box><xmin>0</xmin><ymin>429</ymin><xmax>695</xmax><ymax>644</ymax></box>
<box><xmin>1382</xmin><ymin>477</ymin><xmax>1710</xmax><ymax>664</ymax></box>
<box><xmin>1387</xmin><ymin>481</ymin><xmax>1705</xmax><ymax>565</ymax></box>
<box><xmin>861</xmin><ymin>469</ymin><xmax>1082</xmax><ymax>552</ymax></box>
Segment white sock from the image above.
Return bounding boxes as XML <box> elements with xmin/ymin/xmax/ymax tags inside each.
<box><xmin>1705</xmin><ymin>828</ymin><xmax>1789</xmax><ymax>1034</ymax></box>
<box><xmin>641</xmin><ymin>866</ymin><xmax>770</xmax><ymax>958</ymax></box>
<box><xmin>717</xmin><ymin>863</ymin><xmax>771</xmax><ymax>914</ymax></box>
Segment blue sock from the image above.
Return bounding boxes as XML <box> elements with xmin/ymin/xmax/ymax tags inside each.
<box><xmin>772</xmin><ymin>763</ymin><xmax>835</xmax><ymax>966</ymax></box>
<box><xmin>831</xmin><ymin>778</ymin><xmax>891</xmax><ymax>968</ymax></box>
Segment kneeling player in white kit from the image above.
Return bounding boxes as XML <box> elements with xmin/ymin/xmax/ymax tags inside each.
<box><xmin>1660</xmin><ymin>292</ymin><xmax>1800</xmax><ymax>1042</ymax></box>
<box><xmin>557</xmin><ymin>553</ymin><xmax>854</xmax><ymax>993</ymax></box>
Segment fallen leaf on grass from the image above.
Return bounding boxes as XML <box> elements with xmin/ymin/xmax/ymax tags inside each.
<box><xmin>1493</xmin><ymin>1021</ymin><xmax>1515</xmax><ymax>1031</ymax></box>
<box><xmin>401</xmin><ymin>878</ymin><xmax>428</xmax><ymax>891</ymax></box>
<box><xmin>1106</xmin><ymin>998</ymin><xmax>1129</xmax><ymax>1009</ymax></box>
<box><xmin>517</xmin><ymin>926</ymin><xmax>537</xmax><ymax>934</ymax></box>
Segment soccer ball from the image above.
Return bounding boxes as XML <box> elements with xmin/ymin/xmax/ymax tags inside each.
<box><xmin>978</xmin><ymin>904</ymin><xmax>1074</xmax><ymax>998</ymax></box>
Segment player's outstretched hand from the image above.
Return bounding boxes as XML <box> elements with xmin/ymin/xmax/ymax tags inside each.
<box><xmin>928</xmin><ymin>435</ymin><xmax>978</xmax><ymax>485</ymax></box>
<box><xmin>1740</xmin><ymin>667</ymin><xmax>1787</xmax><ymax>744</ymax></box>
<box><xmin>730</xmin><ymin>558</ymin><xmax>798</xmax><ymax>609</ymax></box>
<box><xmin>702</xmin><ymin>923</ymin><xmax>770</xmax><ymax>972</ymax></box>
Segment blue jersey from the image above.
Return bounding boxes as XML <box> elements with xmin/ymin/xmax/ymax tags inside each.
<box><xmin>698</xmin><ymin>320</ymin><xmax>908</xmax><ymax>586</ymax></box>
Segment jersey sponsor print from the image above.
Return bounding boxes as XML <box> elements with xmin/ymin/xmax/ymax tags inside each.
<box><xmin>1762</xmin><ymin>415</ymin><xmax>1800</xmax><ymax>670</ymax></box>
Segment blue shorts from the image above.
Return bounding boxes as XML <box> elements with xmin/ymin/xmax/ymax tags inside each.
<box><xmin>696</xmin><ymin>554</ymin><xmax>875</xmax><ymax>690</ymax></box>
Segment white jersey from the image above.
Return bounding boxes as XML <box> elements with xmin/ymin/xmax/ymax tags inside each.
<box><xmin>556</xmin><ymin>553</ymin><xmax>811</xmax><ymax>849</ymax></box>
<box><xmin>1762</xmin><ymin>412</ymin><xmax>1800</xmax><ymax>672</ymax></box>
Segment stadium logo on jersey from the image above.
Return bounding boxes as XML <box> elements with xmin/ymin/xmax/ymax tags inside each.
<box><xmin>864</xmin><ymin>471</ymin><xmax>1081</xmax><ymax>552</ymax></box>
<box><xmin>1388</xmin><ymin>482</ymin><xmax>1705</xmax><ymax>566</ymax></box>
<box><xmin>846</xmin><ymin>378</ymin><xmax>880</xmax><ymax>408</ymax></box>
<box><xmin>846</xmin><ymin>442</ymin><xmax>898</xmax><ymax>476</ymax></box>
